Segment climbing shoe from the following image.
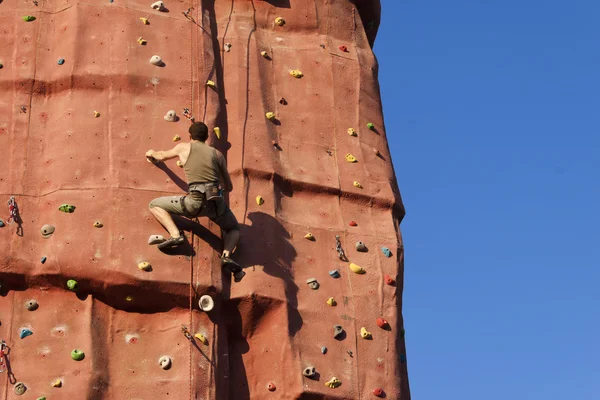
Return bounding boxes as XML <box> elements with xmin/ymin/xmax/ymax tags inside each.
<box><xmin>233</xmin><ymin>270</ymin><xmax>246</xmax><ymax>283</ymax></box>
<box><xmin>157</xmin><ymin>235</ymin><xmax>185</xmax><ymax>250</ymax></box>
<box><xmin>221</xmin><ymin>256</ymin><xmax>242</xmax><ymax>273</ymax></box>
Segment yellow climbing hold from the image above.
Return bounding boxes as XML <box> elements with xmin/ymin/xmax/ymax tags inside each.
<box><xmin>326</xmin><ymin>297</ymin><xmax>337</xmax><ymax>306</ymax></box>
<box><xmin>138</xmin><ymin>262</ymin><xmax>151</xmax><ymax>271</ymax></box>
<box><xmin>140</xmin><ymin>17</ymin><xmax>149</xmax><ymax>25</ymax></box>
<box><xmin>173</xmin><ymin>135</ymin><xmax>181</xmax><ymax>142</ymax></box>
<box><xmin>137</xmin><ymin>37</ymin><xmax>147</xmax><ymax>45</ymax></box>
<box><xmin>325</xmin><ymin>377</ymin><xmax>341</xmax><ymax>389</ymax></box>
<box><xmin>214</xmin><ymin>127</ymin><xmax>221</xmax><ymax>139</ymax></box>
<box><xmin>265</xmin><ymin>112</ymin><xmax>276</xmax><ymax>121</ymax></box>
<box><xmin>345</xmin><ymin>153</ymin><xmax>357</xmax><ymax>163</ymax></box>
<box><xmin>93</xmin><ymin>221</ymin><xmax>103</xmax><ymax>228</ymax></box>
<box><xmin>260</xmin><ymin>51</ymin><xmax>269</xmax><ymax>58</ymax></box>
<box><xmin>349</xmin><ymin>262</ymin><xmax>366</xmax><ymax>274</ymax></box>
<box><xmin>194</xmin><ymin>333</ymin><xmax>208</xmax><ymax>345</ymax></box>
<box><xmin>360</xmin><ymin>327</ymin><xmax>372</xmax><ymax>339</ymax></box>
<box><xmin>125</xmin><ymin>295</ymin><xmax>134</xmax><ymax>302</ymax></box>
<box><xmin>304</xmin><ymin>233</ymin><xmax>314</xmax><ymax>240</ymax></box>
<box><xmin>52</xmin><ymin>379</ymin><xmax>62</xmax><ymax>388</ymax></box>
<box><xmin>176</xmin><ymin>160</ymin><xmax>183</xmax><ymax>168</ymax></box>
<box><xmin>256</xmin><ymin>196</ymin><xmax>264</xmax><ymax>206</ymax></box>
<box><xmin>290</xmin><ymin>70</ymin><xmax>303</xmax><ymax>78</ymax></box>
<box><xmin>353</xmin><ymin>181</ymin><xmax>362</xmax><ymax>188</ymax></box>
<box><xmin>206</xmin><ymin>80</ymin><xmax>216</xmax><ymax>88</ymax></box>
<box><xmin>347</xmin><ymin>128</ymin><xmax>356</xmax><ymax>136</ymax></box>
<box><xmin>275</xmin><ymin>17</ymin><xmax>285</xmax><ymax>26</ymax></box>
<box><xmin>93</xmin><ymin>111</ymin><xmax>100</xmax><ymax>118</ymax></box>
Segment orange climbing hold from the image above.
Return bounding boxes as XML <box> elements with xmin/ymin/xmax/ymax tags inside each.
<box><xmin>385</xmin><ymin>274</ymin><xmax>395</xmax><ymax>285</ymax></box>
<box><xmin>339</xmin><ymin>45</ymin><xmax>348</xmax><ymax>52</ymax></box>
<box><xmin>267</xmin><ymin>382</ymin><xmax>276</xmax><ymax>391</ymax></box>
<box><xmin>377</xmin><ymin>317</ymin><xmax>390</xmax><ymax>329</ymax></box>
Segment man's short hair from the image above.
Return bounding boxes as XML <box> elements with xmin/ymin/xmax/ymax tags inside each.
<box><xmin>189</xmin><ymin>122</ymin><xmax>209</xmax><ymax>142</ymax></box>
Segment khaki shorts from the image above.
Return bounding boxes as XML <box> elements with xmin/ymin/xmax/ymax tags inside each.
<box><xmin>149</xmin><ymin>193</ymin><xmax>239</xmax><ymax>232</ymax></box>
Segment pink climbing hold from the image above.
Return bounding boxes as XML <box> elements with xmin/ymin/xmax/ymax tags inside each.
<box><xmin>373</xmin><ymin>387</ymin><xmax>385</xmax><ymax>397</ymax></box>
<box><xmin>267</xmin><ymin>382</ymin><xmax>276</xmax><ymax>392</ymax></box>
<box><xmin>376</xmin><ymin>317</ymin><xmax>389</xmax><ymax>329</ymax></box>
<box><xmin>339</xmin><ymin>45</ymin><xmax>348</xmax><ymax>52</ymax></box>
<box><xmin>385</xmin><ymin>274</ymin><xmax>395</xmax><ymax>286</ymax></box>
<box><xmin>349</xmin><ymin>221</ymin><xmax>357</xmax><ymax>227</ymax></box>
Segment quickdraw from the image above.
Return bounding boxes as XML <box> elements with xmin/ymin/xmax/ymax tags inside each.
<box><xmin>183</xmin><ymin>108</ymin><xmax>195</xmax><ymax>122</ymax></box>
<box><xmin>182</xmin><ymin>7</ymin><xmax>195</xmax><ymax>23</ymax></box>
<box><xmin>0</xmin><ymin>340</ymin><xmax>8</xmax><ymax>373</ymax></box>
<box><xmin>181</xmin><ymin>325</ymin><xmax>193</xmax><ymax>342</ymax></box>
<box><xmin>335</xmin><ymin>235</ymin><xmax>347</xmax><ymax>261</ymax></box>
<box><xmin>7</xmin><ymin>196</ymin><xmax>18</xmax><ymax>225</ymax></box>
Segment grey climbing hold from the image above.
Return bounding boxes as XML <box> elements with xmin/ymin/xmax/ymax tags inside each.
<box><xmin>321</xmin><ymin>346</ymin><xmax>327</xmax><ymax>354</ymax></box>
<box><xmin>355</xmin><ymin>241</ymin><xmax>367</xmax><ymax>252</ymax></box>
<box><xmin>158</xmin><ymin>355</ymin><xmax>172</xmax><ymax>370</ymax></box>
<box><xmin>333</xmin><ymin>325</ymin><xmax>344</xmax><ymax>339</ymax></box>
<box><xmin>199</xmin><ymin>295</ymin><xmax>214</xmax><ymax>312</ymax></box>
<box><xmin>41</xmin><ymin>224</ymin><xmax>55</xmax><ymax>238</ymax></box>
<box><xmin>151</xmin><ymin>0</ymin><xmax>165</xmax><ymax>11</ymax></box>
<box><xmin>149</xmin><ymin>55</ymin><xmax>163</xmax><ymax>66</ymax></box>
<box><xmin>306</xmin><ymin>278</ymin><xmax>319</xmax><ymax>290</ymax></box>
<box><xmin>25</xmin><ymin>299</ymin><xmax>38</xmax><ymax>311</ymax></box>
<box><xmin>20</xmin><ymin>328</ymin><xmax>33</xmax><ymax>339</ymax></box>
<box><xmin>57</xmin><ymin>58</ymin><xmax>65</xmax><ymax>65</ymax></box>
<box><xmin>148</xmin><ymin>234</ymin><xmax>166</xmax><ymax>245</ymax></box>
<box><xmin>381</xmin><ymin>247</ymin><xmax>392</xmax><ymax>257</ymax></box>
<box><xmin>303</xmin><ymin>366</ymin><xmax>316</xmax><ymax>378</ymax></box>
<box><xmin>41</xmin><ymin>256</ymin><xmax>47</xmax><ymax>264</ymax></box>
<box><xmin>163</xmin><ymin>110</ymin><xmax>177</xmax><ymax>122</ymax></box>
<box><xmin>14</xmin><ymin>382</ymin><xmax>26</xmax><ymax>395</ymax></box>
<box><xmin>328</xmin><ymin>270</ymin><xmax>340</xmax><ymax>278</ymax></box>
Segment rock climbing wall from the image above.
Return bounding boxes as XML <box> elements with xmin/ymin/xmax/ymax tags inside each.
<box><xmin>0</xmin><ymin>0</ymin><xmax>409</xmax><ymax>399</ymax></box>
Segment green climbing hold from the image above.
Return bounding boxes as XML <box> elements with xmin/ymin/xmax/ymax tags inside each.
<box><xmin>71</xmin><ymin>349</ymin><xmax>85</xmax><ymax>361</ymax></box>
<box><xmin>37</xmin><ymin>397</ymin><xmax>47</xmax><ymax>400</ymax></box>
<box><xmin>59</xmin><ymin>204</ymin><xmax>76</xmax><ymax>213</ymax></box>
<box><xmin>367</xmin><ymin>122</ymin><xmax>375</xmax><ymax>130</ymax></box>
<box><xmin>22</xmin><ymin>16</ymin><xmax>36</xmax><ymax>22</ymax></box>
<box><xmin>66</xmin><ymin>279</ymin><xmax>78</xmax><ymax>291</ymax></box>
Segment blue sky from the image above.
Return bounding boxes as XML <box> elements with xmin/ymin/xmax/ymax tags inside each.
<box><xmin>376</xmin><ymin>1</ymin><xmax>599</xmax><ymax>398</ymax></box>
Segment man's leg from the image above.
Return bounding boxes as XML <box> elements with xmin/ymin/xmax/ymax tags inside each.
<box><xmin>149</xmin><ymin>206</ymin><xmax>181</xmax><ymax>238</ymax></box>
<box><xmin>149</xmin><ymin>196</ymin><xmax>187</xmax><ymax>248</ymax></box>
<box><xmin>222</xmin><ymin>229</ymin><xmax>239</xmax><ymax>258</ymax></box>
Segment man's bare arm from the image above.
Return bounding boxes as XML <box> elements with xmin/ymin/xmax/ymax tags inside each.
<box><xmin>146</xmin><ymin>144</ymin><xmax>184</xmax><ymax>162</ymax></box>
<box><xmin>217</xmin><ymin>152</ymin><xmax>233</xmax><ymax>192</ymax></box>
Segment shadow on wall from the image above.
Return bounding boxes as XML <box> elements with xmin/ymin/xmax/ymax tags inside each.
<box><xmin>261</xmin><ymin>0</ymin><xmax>291</xmax><ymax>7</ymax></box>
<box><xmin>237</xmin><ymin>211</ymin><xmax>302</xmax><ymax>336</ymax></box>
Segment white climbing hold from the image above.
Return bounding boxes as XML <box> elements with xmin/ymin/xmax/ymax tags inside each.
<box><xmin>164</xmin><ymin>110</ymin><xmax>177</xmax><ymax>122</ymax></box>
<box><xmin>148</xmin><ymin>234</ymin><xmax>166</xmax><ymax>245</ymax></box>
<box><xmin>151</xmin><ymin>1</ymin><xmax>165</xmax><ymax>11</ymax></box>
<box><xmin>224</xmin><ymin>43</ymin><xmax>232</xmax><ymax>52</ymax></box>
<box><xmin>176</xmin><ymin>160</ymin><xmax>183</xmax><ymax>167</ymax></box>
<box><xmin>158</xmin><ymin>355</ymin><xmax>171</xmax><ymax>370</ymax></box>
<box><xmin>149</xmin><ymin>55</ymin><xmax>163</xmax><ymax>66</ymax></box>
<box><xmin>199</xmin><ymin>295</ymin><xmax>214</xmax><ymax>312</ymax></box>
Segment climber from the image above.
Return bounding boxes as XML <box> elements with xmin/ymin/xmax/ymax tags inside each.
<box><xmin>146</xmin><ymin>122</ymin><xmax>244</xmax><ymax>281</ymax></box>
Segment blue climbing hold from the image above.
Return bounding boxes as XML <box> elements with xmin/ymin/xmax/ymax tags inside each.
<box><xmin>40</xmin><ymin>256</ymin><xmax>47</xmax><ymax>264</ymax></box>
<box><xmin>321</xmin><ymin>346</ymin><xmax>327</xmax><ymax>354</ymax></box>
<box><xmin>400</xmin><ymin>353</ymin><xmax>406</xmax><ymax>363</ymax></box>
<box><xmin>328</xmin><ymin>270</ymin><xmax>340</xmax><ymax>278</ymax></box>
<box><xmin>381</xmin><ymin>247</ymin><xmax>392</xmax><ymax>258</ymax></box>
<box><xmin>0</xmin><ymin>218</ymin><xmax>4</xmax><ymax>227</ymax></box>
<box><xmin>20</xmin><ymin>328</ymin><xmax>33</xmax><ymax>339</ymax></box>
<box><xmin>57</xmin><ymin>58</ymin><xmax>65</xmax><ymax>65</ymax></box>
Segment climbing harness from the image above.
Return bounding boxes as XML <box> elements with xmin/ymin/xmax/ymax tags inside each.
<box><xmin>335</xmin><ymin>235</ymin><xmax>347</xmax><ymax>261</ymax></box>
<box><xmin>7</xmin><ymin>197</ymin><xmax>18</xmax><ymax>224</ymax></box>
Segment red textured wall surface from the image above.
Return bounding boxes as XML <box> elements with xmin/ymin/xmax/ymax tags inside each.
<box><xmin>0</xmin><ymin>0</ymin><xmax>409</xmax><ymax>399</ymax></box>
